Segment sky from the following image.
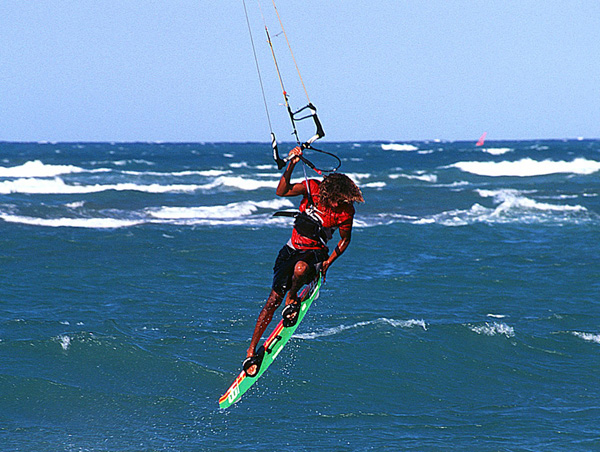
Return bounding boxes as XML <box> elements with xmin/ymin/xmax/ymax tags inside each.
<box><xmin>1</xmin><ymin>1</ymin><xmax>600</xmax><ymax>143</ymax></box>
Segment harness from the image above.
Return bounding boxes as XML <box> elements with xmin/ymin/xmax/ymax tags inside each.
<box><xmin>273</xmin><ymin>181</ymin><xmax>333</xmax><ymax>247</ymax></box>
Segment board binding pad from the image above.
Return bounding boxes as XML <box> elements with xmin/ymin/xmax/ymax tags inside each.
<box><xmin>219</xmin><ymin>273</ymin><xmax>322</xmax><ymax>409</ymax></box>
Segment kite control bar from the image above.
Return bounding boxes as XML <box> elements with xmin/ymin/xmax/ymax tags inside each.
<box><xmin>272</xmin><ymin>103</ymin><xmax>339</xmax><ymax>174</ymax></box>
<box><xmin>292</xmin><ymin>103</ymin><xmax>325</xmax><ymax>149</ymax></box>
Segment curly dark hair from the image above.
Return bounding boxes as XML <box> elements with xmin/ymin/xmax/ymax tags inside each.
<box><xmin>319</xmin><ymin>173</ymin><xmax>364</xmax><ymax>208</ymax></box>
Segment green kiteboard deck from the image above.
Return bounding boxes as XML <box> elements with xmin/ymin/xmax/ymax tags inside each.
<box><xmin>219</xmin><ymin>274</ymin><xmax>322</xmax><ymax>409</ymax></box>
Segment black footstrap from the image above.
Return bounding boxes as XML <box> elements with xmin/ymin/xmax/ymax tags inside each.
<box><xmin>282</xmin><ymin>302</ymin><xmax>301</xmax><ymax>328</ymax></box>
<box><xmin>242</xmin><ymin>353</ymin><xmax>263</xmax><ymax>378</ymax></box>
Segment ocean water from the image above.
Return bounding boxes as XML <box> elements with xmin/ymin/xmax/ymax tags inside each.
<box><xmin>0</xmin><ymin>140</ymin><xmax>599</xmax><ymax>451</ymax></box>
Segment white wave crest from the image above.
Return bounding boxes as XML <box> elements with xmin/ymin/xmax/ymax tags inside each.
<box><xmin>58</xmin><ymin>335</ymin><xmax>71</xmax><ymax>351</ymax></box>
<box><xmin>0</xmin><ymin>160</ymin><xmax>89</xmax><ymax>178</ymax></box>
<box><xmin>362</xmin><ymin>182</ymin><xmax>386</xmax><ymax>188</ymax></box>
<box><xmin>480</xmin><ymin>147</ymin><xmax>513</xmax><ymax>156</ymax></box>
<box><xmin>469</xmin><ymin>322</ymin><xmax>515</xmax><ymax>338</ymax></box>
<box><xmin>200</xmin><ymin>176</ymin><xmax>279</xmax><ymax>191</ymax></box>
<box><xmin>477</xmin><ymin>189</ymin><xmax>587</xmax><ymax>213</ymax></box>
<box><xmin>148</xmin><ymin>199</ymin><xmax>294</xmax><ymax>220</ymax></box>
<box><xmin>294</xmin><ymin>317</ymin><xmax>427</xmax><ymax>340</ymax></box>
<box><xmin>344</xmin><ymin>172</ymin><xmax>372</xmax><ymax>181</ymax></box>
<box><xmin>415</xmin><ymin>189</ymin><xmax>588</xmax><ymax>226</ymax></box>
<box><xmin>572</xmin><ymin>332</ymin><xmax>600</xmax><ymax>344</ymax></box>
<box><xmin>390</xmin><ymin>173</ymin><xmax>438</xmax><ymax>183</ymax></box>
<box><xmin>381</xmin><ymin>143</ymin><xmax>419</xmax><ymax>152</ymax></box>
<box><xmin>121</xmin><ymin>169</ymin><xmax>231</xmax><ymax>177</ymax></box>
<box><xmin>0</xmin><ymin>174</ymin><xmax>283</xmax><ymax>195</ymax></box>
<box><xmin>0</xmin><ymin>214</ymin><xmax>145</xmax><ymax>228</ymax></box>
<box><xmin>0</xmin><ymin>177</ymin><xmax>202</xmax><ymax>194</ymax></box>
<box><xmin>452</xmin><ymin>158</ymin><xmax>600</xmax><ymax>177</ymax></box>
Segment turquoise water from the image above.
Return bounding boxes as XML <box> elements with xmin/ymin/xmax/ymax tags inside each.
<box><xmin>1</xmin><ymin>140</ymin><xmax>599</xmax><ymax>451</ymax></box>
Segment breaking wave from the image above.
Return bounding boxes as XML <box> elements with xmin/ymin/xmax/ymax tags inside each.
<box><xmin>381</xmin><ymin>143</ymin><xmax>419</xmax><ymax>152</ymax></box>
<box><xmin>148</xmin><ymin>199</ymin><xmax>294</xmax><ymax>220</ymax></box>
<box><xmin>414</xmin><ymin>189</ymin><xmax>592</xmax><ymax>226</ymax></box>
<box><xmin>294</xmin><ymin>318</ymin><xmax>427</xmax><ymax>340</ymax></box>
<box><xmin>451</xmin><ymin>158</ymin><xmax>600</xmax><ymax>177</ymax></box>
<box><xmin>572</xmin><ymin>332</ymin><xmax>600</xmax><ymax>345</ymax></box>
<box><xmin>479</xmin><ymin>147</ymin><xmax>513</xmax><ymax>156</ymax></box>
<box><xmin>469</xmin><ymin>322</ymin><xmax>515</xmax><ymax>338</ymax></box>
<box><xmin>0</xmin><ymin>175</ymin><xmax>283</xmax><ymax>195</ymax></box>
<box><xmin>0</xmin><ymin>160</ymin><xmax>102</xmax><ymax>178</ymax></box>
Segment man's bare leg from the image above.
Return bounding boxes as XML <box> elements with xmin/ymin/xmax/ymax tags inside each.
<box><xmin>282</xmin><ymin>261</ymin><xmax>311</xmax><ymax>327</ymax></box>
<box><xmin>246</xmin><ymin>289</ymin><xmax>283</xmax><ymax>365</ymax></box>
<box><xmin>245</xmin><ymin>262</ymin><xmax>310</xmax><ymax>374</ymax></box>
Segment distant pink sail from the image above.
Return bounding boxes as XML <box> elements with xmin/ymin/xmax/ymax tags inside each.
<box><xmin>476</xmin><ymin>132</ymin><xmax>487</xmax><ymax>147</ymax></box>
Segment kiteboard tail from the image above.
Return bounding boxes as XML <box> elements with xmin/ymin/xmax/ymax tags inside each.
<box><xmin>218</xmin><ymin>273</ymin><xmax>322</xmax><ymax>409</ymax></box>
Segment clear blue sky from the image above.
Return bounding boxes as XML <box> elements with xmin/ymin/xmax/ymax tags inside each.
<box><xmin>2</xmin><ymin>1</ymin><xmax>599</xmax><ymax>142</ymax></box>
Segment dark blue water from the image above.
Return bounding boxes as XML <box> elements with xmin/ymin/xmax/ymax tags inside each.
<box><xmin>1</xmin><ymin>140</ymin><xmax>599</xmax><ymax>451</ymax></box>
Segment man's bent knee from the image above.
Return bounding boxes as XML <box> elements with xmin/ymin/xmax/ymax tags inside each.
<box><xmin>293</xmin><ymin>261</ymin><xmax>309</xmax><ymax>278</ymax></box>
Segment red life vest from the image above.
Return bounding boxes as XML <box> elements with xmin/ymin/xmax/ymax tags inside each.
<box><xmin>289</xmin><ymin>179</ymin><xmax>354</xmax><ymax>250</ymax></box>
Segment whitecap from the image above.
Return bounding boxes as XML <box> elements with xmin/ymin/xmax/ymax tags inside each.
<box><xmin>480</xmin><ymin>147</ymin><xmax>513</xmax><ymax>156</ymax></box>
<box><xmin>416</xmin><ymin>188</ymin><xmax>590</xmax><ymax>226</ymax></box>
<box><xmin>58</xmin><ymin>335</ymin><xmax>71</xmax><ymax>351</ymax></box>
<box><xmin>294</xmin><ymin>317</ymin><xmax>427</xmax><ymax>340</ymax></box>
<box><xmin>344</xmin><ymin>172</ymin><xmax>371</xmax><ymax>181</ymax></box>
<box><xmin>572</xmin><ymin>332</ymin><xmax>600</xmax><ymax>344</ymax></box>
<box><xmin>451</xmin><ymin>157</ymin><xmax>600</xmax><ymax>177</ymax></box>
<box><xmin>65</xmin><ymin>201</ymin><xmax>85</xmax><ymax>209</ymax></box>
<box><xmin>229</xmin><ymin>162</ymin><xmax>248</xmax><ymax>168</ymax></box>
<box><xmin>363</xmin><ymin>182</ymin><xmax>386</xmax><ymax>188</ymax></box>
<box><xmin>389</xmin><ymin>173</ymin><xmax>438</xmax><ymax>183</ymax></box>
<box><xmin>0</xmin><ymin>175</ymin><xmax>282</xmax><ymax>195</ymax></box>
<box><xmin>0</xmin><ymin>178</ymin><xmax>203</xmax><ymax>194</ymax></box>
<box><xmin>476</xmin><ymin>189</ymin><xmax>587</xmax><ymax>214</ymax></box>
<box><xmin>148</xmin><ymin>199</ymin><xmax>294</xmax><ymax>220</ymax></box>
<box><xmin>0</xmin><ymin>214</ymin><xmax>145</xmax><ymax>228</ymax></box>
<box><xmin>0</xmin><ymin>160</ymin><xmax>87</xmax><ymax>178</ymax></box>
<box><xmin>469</xmin><ymin>322</ymin><xmax>514</xmax><ymax>338</ymax></box>
<box><xmin>381</xmin><ymin>143</ymin><xmax>419</xmax><ymax>152</ymax></box>
<box><xmin>121</xmin><ymin>169</ymin><xmax>231</xmax><ymax>177</ymax></box>
<box><xmin>202</xmin><ymin>176</ymin><xmax>280</xmax><ymax>191</ymax></box>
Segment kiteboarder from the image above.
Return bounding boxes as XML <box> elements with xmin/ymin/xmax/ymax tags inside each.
<box><xmin>243</xmin><ymin>146</ymin><xmax>364</xmax><ymax>377</ymax></box>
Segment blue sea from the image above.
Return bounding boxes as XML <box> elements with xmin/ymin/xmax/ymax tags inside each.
<box><xmin>1</xmin><ymin>140</ymin><xmax>599</xmax><ymax>451</ymax></box>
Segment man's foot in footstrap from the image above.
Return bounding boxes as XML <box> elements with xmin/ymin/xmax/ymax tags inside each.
<box><xmin>282</xmin><ymin>301</ymin><xmax>301</xmax><ymax>328</ymax></box>
<box><xmin>243</xmin><ymin>353</ymin><xmax>263</xmax><ymax>378</ymax></box>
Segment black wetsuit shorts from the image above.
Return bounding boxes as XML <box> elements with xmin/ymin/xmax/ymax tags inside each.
<box><xmin>272</xmin><ymin>245</ymin><xmax>328</xmax><ymax>295</ymax></box>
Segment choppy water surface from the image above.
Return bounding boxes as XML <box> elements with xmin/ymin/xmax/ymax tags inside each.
<box><xmin>1</xmin><ymin>140</ymin><xmax>599</xmax><ymax>451</ymax></box>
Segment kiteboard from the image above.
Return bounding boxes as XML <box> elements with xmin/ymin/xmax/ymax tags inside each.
<box><xmin>219</xmin><ymin>273</ymin><xmax>322</xmax><ymax>409</ymax></box>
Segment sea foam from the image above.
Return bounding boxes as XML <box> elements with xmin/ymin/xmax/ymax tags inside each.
<box><xmin>0</xmin><ymin>214</ymin><xmax>145</xmax><ymax>228</ymax></box>
<box><xmin>0</xmin><ymin>175</ymin><xmax>282</xmax><ymax>195</ymax></box>
<box><xmin>480</xmin><ymin>147</ymin><xmax>513</xmax><ymax>156</ymax></box>
<box><xmin>469</xmin><ymin>322</ymin><xmax>515</xmax><ymax>338</ymax></box>
<box><xmin>294</xmin><ymin>318</ymin><xmax>427</xmax><ymax>340</ymax></box>
<box><xmin>452</xmin><ymin>158</ymin><xmax>600</xmax><ymax>177</ymax></box>
<box><xmin>0</xmin><ymin>178</ymin><xmax>202</xmax><ymax>194</ymax></box>
<box><xmin>477</xmin><ymin>189</ymin><xmax>587</xmax><ymax>213</ymax></box>
<box><xmin>572</xmin><ymin>332</ymin><xmax>600</xmax><ymax>345</ymax></box>
<box><xmin>148</xmin><ymin>199</ymin><xmax>294</xmax><ymax>220</ymax></box>
<box><xmin>415</xmin><ymin>188</ymin><xmax>589</xmax><ymax>226</ymax></box>
<box><xmin>0</xmin><ymin>160</ymin><xmax>89</xmax><ymax>178</ymax></box>
<box><xmin>381</xmin><ymin>143</ymin><xmax>419</xmax><ymax>152</ymax></box>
